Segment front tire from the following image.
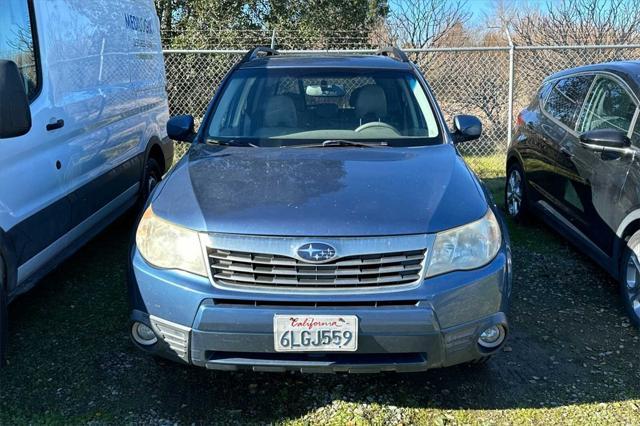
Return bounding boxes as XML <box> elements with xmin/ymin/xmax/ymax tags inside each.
<box><xmin>139</xmin><ymin>157</ymin><xmax>162</xmax><ymax>207</ymax></box>
<box><xmin>620</xmin><ymin>232</ymin><xmax>640</xmax><ymax>328</ymax></box>
<box><xmin>505</xmin><ymin>163</ymin><xmax>529</xmax><ymax>222</ymax></box>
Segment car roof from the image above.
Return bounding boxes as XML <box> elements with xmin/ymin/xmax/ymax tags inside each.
<box><xmin>237</xmin><ymin>54</ymin><xmax>414</xmax><ymax>71</ymax></box>
<box><xmin>545</xmin><ymin>60</ymin><xmax>640</xmax><ymax>84</ymax></box>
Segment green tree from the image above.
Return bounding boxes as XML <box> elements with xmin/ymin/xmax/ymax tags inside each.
<box><xmin>157</xmin><ymin>0</ymin><xmax>388</xmax><ymax>49</ymax></box>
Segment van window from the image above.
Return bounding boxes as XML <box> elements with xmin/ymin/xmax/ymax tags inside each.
<box><xmin>544</xmin><ymin>76</ymin><xmax>594</xmax><ymax>130</ymax></box>
<box><xmin>578</xmin><ymin>76</ymin><xmax>637</xmax><ymax>134</ymax></box>
<box><xmin>0</xmin><ymin>0</ymin><xmax>39</xmax><ymax>99</ymax></box>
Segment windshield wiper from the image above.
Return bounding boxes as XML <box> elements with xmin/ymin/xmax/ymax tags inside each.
<box><xmin>292</xmin><ymin>140</ymin><xmax>389</xmax><ymax>148</ymax></box>
<box><xmin>206</xmin><ymin>138</ymin><xmax>258</xmax><ymax>147</ymax></box>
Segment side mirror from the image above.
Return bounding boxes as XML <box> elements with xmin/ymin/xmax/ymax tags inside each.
<box><xmin>580</xmin><ymin>128</ymin><xmax>630</xmax><ymax>149</ymax></box>
<box><xmin>452</xmin><ymin>115</ymin><xmax>482</xmax><ymax>144</ymax></box>
<box><xmin>0</xmin><ymin>60</ymin><xmax>32</xmax><ymax>139</ymax></box>
<box><xmin>167</xmin><ymin>115</ymin><xmax>196</xmax><ymax>142</ymax></box>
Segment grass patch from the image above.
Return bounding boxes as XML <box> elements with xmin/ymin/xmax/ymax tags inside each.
<box><xmin>1</xmin><ymin>180</ymin><xmax>639</xmax><ymax>425</ymax></box>
<box><xmin>464</xmin><ymin>154</ymin><xmax>506</xmax><ymax>179</ymax></box>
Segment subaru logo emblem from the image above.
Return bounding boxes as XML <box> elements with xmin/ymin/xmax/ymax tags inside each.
<box><xmin>297</xmin><ymin>243</ymin><xmax>337</xmax><ymax>263</ymax></box>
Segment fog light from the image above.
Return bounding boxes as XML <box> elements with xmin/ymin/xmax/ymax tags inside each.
<box><xmin>132</xmin><ymin>322</ymin><xmax>158</xmax><ymax>346</ymax></box>
<box><xmin>478</xmin><ymin>325</ymin><xmax>505</xmax><ymax>349</ymax></box>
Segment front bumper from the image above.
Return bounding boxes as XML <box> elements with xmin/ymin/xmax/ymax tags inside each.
<box><xmin>128</xmin><ymin>247</ymin><xmax>511</xmax><ymax>373</ymax></box>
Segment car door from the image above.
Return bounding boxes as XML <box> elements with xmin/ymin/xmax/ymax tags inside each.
<box><xmin>566</xmin><ymin>74</ymin><xmax>639</xmax><ymax>256</ymax></box>
<box><xmin>0</xmin><ymin>0</ymin><xmax>73</xmax><ymax>287</ymax></box>
<box><xmin>535</xmin><ymin>75</ymin><xmax>594</xmax><ymax>213</ymax></box>
<box><xmin>518</xmin><ymin>81</ymin><xmax>561</xmax><ymax>204</ymax></box>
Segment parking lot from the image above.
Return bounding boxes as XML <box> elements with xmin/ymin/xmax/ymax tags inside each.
<box><xmin>1</xmin><ymin>179</ymin><xmax>639</xmax><ymax>425</ymax></box>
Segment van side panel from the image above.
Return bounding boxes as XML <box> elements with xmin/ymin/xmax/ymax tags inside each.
<box><xmin>3</xmin><ymin>0</ymin><xmax>169</xmax><ymax>287</ymax></box>
<box><xmin>39</xmin><ymin>0</ymin><xmax>162</xmax><ymax>201</ymax></box>
<box><xmin>128</xmin><ymin>0</ymin><xmax>170</xmax><ymax>147</ymax></box>
<box><xmin>0</xmin><ymin>6</ymin><xmax>72</xmax><ymax>275</ymax></box>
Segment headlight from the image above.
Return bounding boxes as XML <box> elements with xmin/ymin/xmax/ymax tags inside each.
<box><xmin>426</xmin><ymin>208</ymin><xmax>501</xmax><ymax>277</ymax></box>
<box><xmin>135</xmin><ymin>206</ymin><xmax>207</xmax><ymax>276</ymax></box>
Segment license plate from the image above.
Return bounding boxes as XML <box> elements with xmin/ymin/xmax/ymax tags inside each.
<box><xmin>273</xmin><ymin>315</ymin><xmax>358</xmax><ymax>352</ymax></box>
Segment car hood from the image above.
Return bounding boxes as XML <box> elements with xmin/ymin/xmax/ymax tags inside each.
<box><xmin>151</xmin><ymin>143</ymin><xmax>488</xmax><ymax>236</ymax></box>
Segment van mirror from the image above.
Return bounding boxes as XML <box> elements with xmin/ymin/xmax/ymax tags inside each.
<box><xmin>167</xmin><ymin>115</ymin><xmax>196</xmax><ymax>142</ymax></box>
<box><xmin>580</xmin><ymin>128</ymin><xmax>630</xmax><ymax>150</ymax></box>
<box><xmin>0</xmin><ymin>60</ymin><xmax>32</xmax><ymax>139</ymax></box>
<box><xmin>452</xmin><ymin>115</ymin><xmax>482</xmax><ymax>144</ymax></box>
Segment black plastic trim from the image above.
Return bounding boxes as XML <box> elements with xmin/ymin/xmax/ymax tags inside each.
<box><xmin>240</xmin><ymin>46</ymin><xmax>279</xmax><ymax>64</ymax></box>
<box><xmin>7</xmin><ymin>153</ymin><xmax>144</xmax><ymax>266</ymax></box>
<box><xmin>376</xmin><ymin>47</ymin><xmax>410</xmax><ymax>63</ymax></box>
<box><xmin>26</xmin><ymin>0</ymin><xmax>43</xmax><ymax>103</ymax></box>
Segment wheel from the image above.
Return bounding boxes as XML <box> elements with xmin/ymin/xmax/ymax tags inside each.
<box><xmin>0</xmin><ymin>257</ymin><xmax>7</xmax><ymax>367</ymax></box>
<box><xmin>505</xmin><ymin>163</ymin><xmax>529</xmax><ymax>222</ymax></box>
<box><xmin>620</xmin><ymin>232</ymin><xmax>640</xmax><ymax>328</ymax></box>
<box><xmin>139</xmin><ymin>157</ymin><xmax>162</xmax><ymax>206</ymax></box>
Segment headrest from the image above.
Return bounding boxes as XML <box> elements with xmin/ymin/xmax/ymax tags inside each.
<box><xmin>354</xmin><ymin>85</ymin><xmax>387</xmax><ymax>119</ymax></box>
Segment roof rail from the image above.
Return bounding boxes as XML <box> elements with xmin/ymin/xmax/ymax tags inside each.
<box><xmin>376</xmin><ymin>47</ymin><xmax>410</xmax><ymax>63</ymax></box>
<box><xmin>241</xmin><ymin>46</ymin><xmax>279</xmax><ymax>64</ymax></box>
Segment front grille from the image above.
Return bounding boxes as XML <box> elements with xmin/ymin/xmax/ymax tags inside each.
<box><xmin>207</xmin><ymin>248</ymin><xmax>426</xmax><ymax>290</ymax></box>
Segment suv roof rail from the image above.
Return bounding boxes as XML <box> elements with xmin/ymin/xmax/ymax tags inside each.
<box><xmin>241</xmin><ymin>46</ymin><xmax>279</xmax><ymax>63</ymax></box>
<box><xmin>376</xmin><ymin>47</ymin><xmax>410</xmax><ymax>63</ymax></box>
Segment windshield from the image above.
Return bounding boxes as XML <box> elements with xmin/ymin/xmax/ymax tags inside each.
<box><xmin>206</xmin><ymin>68</ymin><xmax>442</xmax><ymax>147</ymax></box>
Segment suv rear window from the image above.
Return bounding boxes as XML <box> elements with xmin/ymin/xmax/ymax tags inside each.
<box><xmin>544</xmin><ymin>75</ymin><xmax>594</xmax><ymax>130</ymax></box>
<box><xmin>206</xmin><ymin>68</ymin><xmax>441</xmax><ymax>147</ymax></box>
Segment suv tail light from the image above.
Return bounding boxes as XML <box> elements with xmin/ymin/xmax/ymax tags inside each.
<box><xmin>515</xmin><ymin>111</ymin><xmax>525</xmax><ymax>128</ymax></box>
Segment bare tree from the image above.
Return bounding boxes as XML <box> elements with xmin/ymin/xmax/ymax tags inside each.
<box><xmin>380</xmin><ymin>0</ymin><xmax>472</xmax><ymax>48</ymax></box>
<box><xmin>511</xmin><ymin>0</ymin><xmax>640</xmax><ymax>45</ymax></box>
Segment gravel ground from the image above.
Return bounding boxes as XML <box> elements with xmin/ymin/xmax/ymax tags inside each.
<box><xmin>1</xmin><ymin>178</ymin><xmax>639</xmax><ymax>425</ymax></box>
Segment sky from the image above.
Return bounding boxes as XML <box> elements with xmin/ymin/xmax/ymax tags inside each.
<box><xmin>464</xmin><ymin>0</ymin><xmax>549</xmax><ymax>24</ymax></box>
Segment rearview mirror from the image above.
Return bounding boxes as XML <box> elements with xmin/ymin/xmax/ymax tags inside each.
<box><xmin>580</xmin><ymin>128</ymin><xmax>630</xmax><ymax>150</ymax></box>
<box><xmin>305</xmin><ymin>84</ymin><xmax>345</xmax><ymax>97</ymax></box>
<box><xmin>0</xmin><ymin>60</ymin><xmax>32</xmax><ymax>139</ymax></box>
<box><xmin>452</xmin><ymin>115</ymin><xmax>482</xmax><ymax>144</ymax></box>
<box><xmin>167</xmin><ymin>115</ymin><xmax>196</xmax><ymax>142</ymax></box>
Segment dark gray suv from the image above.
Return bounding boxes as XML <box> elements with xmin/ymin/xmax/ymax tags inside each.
<box><xmin>506</xmin><ymin>61</ymin><xmax>640</xmax><ymax>327</ymax></box>
<box><xmin>128</xmin><ymin>47</ymin><xmax>512</xmax><ymax>372</ymax></box>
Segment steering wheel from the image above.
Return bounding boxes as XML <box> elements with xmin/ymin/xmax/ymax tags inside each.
<box><xmin>355</xmin><ymin>121</ymin><xmax>401</xmax><ymax>135</ymax></box>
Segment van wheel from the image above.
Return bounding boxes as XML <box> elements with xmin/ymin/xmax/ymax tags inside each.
<box><xmin>620</xmin><ymin>232</ymin><xmax>640</xmax><ymax>328</ymax></box>
<box><xmin>140</xmin><ymin>157</ymin><xmax>162</xmax><ymax>204</ymax></box>
<box><xmin>0</xmin><ymin>257</ymin><xmax>7</xmax><ymax>367</ymax></box>
<box><xmin>505</xmin><ymin>163</ymin><xmax>529</xmax><ymax>222</ymax></box>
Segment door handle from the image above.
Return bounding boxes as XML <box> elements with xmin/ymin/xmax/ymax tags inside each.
<box><xmin>46</xmin><ymin>119</ymin><xmax>65</xmax><ymax>131</ymax></box>
<box><xmin>560</xmin><ymin>146</ymin><xmax>574</xmax><ymax>158</ymax></box>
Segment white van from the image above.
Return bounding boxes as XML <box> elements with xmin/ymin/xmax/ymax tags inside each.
<box><xmin>0</xmin><ymin>0</ymin><xmax>172</xmax><ymax>362</ymax></box>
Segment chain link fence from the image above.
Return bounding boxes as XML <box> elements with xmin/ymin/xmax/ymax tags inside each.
<box><xmin>162</xmin><ymin>29</ymin><xmax>380</xmax><ymax>50</ymax></box>
<box><xmin>163</xmin><ymin>43</ymin><xmax>640</xmax><ymax>177</ymax></box>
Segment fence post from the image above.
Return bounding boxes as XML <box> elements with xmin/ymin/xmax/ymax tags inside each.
<box><xmin>505</xmin><ymin>28</ymin><xmax>515</xmax><ymax>152</ymax></box>
<box><xmin>271</xmin><ymin>29</ymin><xmax>277</xmax><ymax>49</ymax></box>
